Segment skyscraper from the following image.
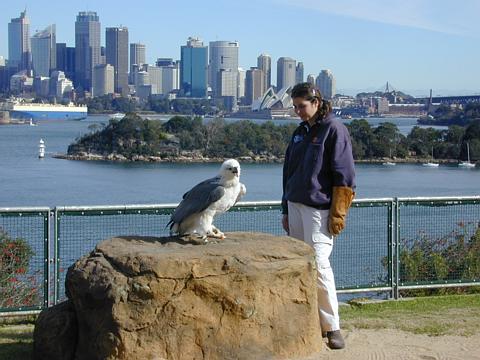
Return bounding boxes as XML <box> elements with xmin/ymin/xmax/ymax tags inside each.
<box><xmin>295</xmin><ymin>62</ymin><xmax>304</xmax><ymax>85</ymax></box>
<box><xmin>257</xmin><ymin>54</ymin><xmax>271</xmax><ymax>91</ymax></box>
<box><xmin>8</xmin><ymin>9</ymin><xmax>31</xmax><ymax>71</ymax></box>
<box><xmin>75</xmin><ymin>11</ymin><xmax>101</xmax><ymax>92</ymax></box>
<box><xmin>31</xmin><ymin>25</ymin><xmax>56</xmax><ymax>77</ymax></box>
<box><xmin>92</xmin><ymin>63</ymin><xmax>114</xmax><ymax>97</ymax></box>
<box><xmin>237</xmin><ymin>68</ymin><xmax>246</xmax><ymax>100</ymax></box>
<box><xmin>307</xmin><ymin>74</ymin><xmax>316</xmax><ymax>86</ymax></box>
<box><xmin>208</xmin><ymin>41</ymin><xmax>239</xmax><ymax>99</ymax></box>
<box><xmin>129</xmin><ymin>43</ymin><xmax>145</xmax><ymax>83</ymax></box>
<box><xmin>276</xmin><ymin>57</ymin><xmax>296</xmax><ymax>91</ymax></box>
<box><xmin>180</xmin><ymin>37</ymin><xmax>207</xmax><ymax>97</ymax></box>
<box><xmin>316</xmin><ymin>69</ymin><xmax>336</xmax><ymax>100</ymax></box>
<box><xmin>245</xmin><ymin>67</ymin><xmax>264</xmax><ymax>105</ymax></box>
<box><xmin>106</xmin><ymin>26</ymin><xmax>129</xmax><ymax>96</ymax></box>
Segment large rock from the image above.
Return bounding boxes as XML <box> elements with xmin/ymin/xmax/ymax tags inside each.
<box><xmin>39</xmin><ymin>232</ymin><xmax>322</xmax><ymax>359</ymax></box>
<box><xmin>33</xmin><ymin>299</ymin><xmax>78</xmax><ymax>359</ymax></box>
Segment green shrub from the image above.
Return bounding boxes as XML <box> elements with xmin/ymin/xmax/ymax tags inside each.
<box><xmin>0</xmin><ymin>229</ymin><xmax>38</xmax><ymax>308</ymax></box>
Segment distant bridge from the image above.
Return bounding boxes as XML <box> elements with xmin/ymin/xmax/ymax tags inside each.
<box><xmin>418</xmin><ymin>95</ymin><xmax>480</xmax><ymax>106</ymax></box>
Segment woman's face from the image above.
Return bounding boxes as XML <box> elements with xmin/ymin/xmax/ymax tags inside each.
<box><xmin>293</xmin><ymin>97</ymin><xmax>319</xmax><ymax>122</ymax></box>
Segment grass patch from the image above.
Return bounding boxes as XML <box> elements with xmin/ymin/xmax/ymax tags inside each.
<box><xmin>340</xmin><ymin>293</ymin><xmax>480</xmax><ymax>336</ymax></box>
<box><xmin>0</xmin><ymin>324</ymin><xmax>34</xmax><ymax>359</ymax></box>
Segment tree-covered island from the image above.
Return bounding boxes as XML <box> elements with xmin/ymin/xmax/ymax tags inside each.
<box><xmin>60</xmin><ymin>112</ymin><xmax>480</xmax><ymax>164</ymax></box>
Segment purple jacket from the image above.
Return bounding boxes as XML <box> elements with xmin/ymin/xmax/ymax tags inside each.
<box><xmin>282</xmin><ymin>113</ymin><xmax>355</xmax><ymax>214</ymax></box>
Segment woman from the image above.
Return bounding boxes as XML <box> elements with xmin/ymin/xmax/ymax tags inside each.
<box><xmin>281</xmin><ymin>82</ymin><xmax>355</xmax><ymax>350</ymax></box>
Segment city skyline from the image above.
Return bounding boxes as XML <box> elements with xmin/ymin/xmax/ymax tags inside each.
<box><xmin>1</xmin><ymin>0</ymin><xmax>479</xmax><ymax>97</ymax></box>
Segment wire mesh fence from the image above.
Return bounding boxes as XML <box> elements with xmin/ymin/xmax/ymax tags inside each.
<box><xmin>0</xmin><ymin>208</ymin><xmax>49</xmax><ymax>313</ymax></box>
<box><xmin>397</xmin><ymin>197</ymin><xmax>480</xmax><ymax>290</ymax></box>
<box><xmin>2</xmin><ymin>196</ymin><xmax>480</xmax><ymax>314</ymax></box>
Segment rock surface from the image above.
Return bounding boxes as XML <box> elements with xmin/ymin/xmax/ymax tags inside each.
<box><xmin>37</xmin><ymin>232</ymin><xmax>322</xmax><ymax>360</ymax></box>
<box><xmin>33</xmin><ymin>299</ymin><xmax>78</xmax><ymax>360</ymax></box>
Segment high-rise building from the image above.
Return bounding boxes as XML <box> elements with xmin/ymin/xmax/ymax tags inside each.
<box><xmin>180</xmin><ymin>37</ymin><xmax>207</xmax><ymax>97</ymax></box>
<box><xmin>56</xmin><ymin>43</ymin><xmax>66</xmax><ymax>72</ymax></box>
<box><xmin>245</xmin><ymin>67</ymin><xmax>264</xmax><ymax>105</ymax></box>
<box><xmin>129</xmin><ymin>43</ymin><xmax>145</xmax><ymax>83</ymax></box>
<box><xmin>316</xmin><ymin>69</ymin><xmax>336</xmax><ymax>100</ymax></box>
<box><xmin>237</xmin><ymin>68</ymin><xmax>246</xmax><ymax>100</ymax></box>
<box><xmin>156</xmin><ymin>58</ymin><xmax>174</xmax><ymax>67</ymax></box>
<box><xmin>50</xmin><ymin>70</ymin><xmax>73</xmax><ymax>98</ymax></box>
<box><xmin>257</xmin><ymin>54</ymin><xmax>271</xmax><ymax>91</ymax></box>
<box><xmin>209</xmin><ymin>41</ymin><xmax>239</xmax><ymax>99</ymax></box>
<box><xmin>8</xmin><ymin>9</ymin><xmax>31</xmax><ymax>71</ymax></box>
<box><xmin>161</xmin><ymin>63</ymin><xmax>179</xmax><ymax>95</ymax></box>
<box><xmin>106</xmin><ymin>26</ymin><xmax>129</xmax><ymax>96</ymax></box>
<box><xmin>143</xmin><ymin>65</ymin><xmax>162</xmax><ymax>94</ymax></box>
<box><xmin>295</xmin><ymin>62</ymin><xmax>304</xmax><ymax>85</ymax></box>
<box><xmin>307</xmin><ymin>74</ymin><xmax>316</xmax><ymax>86</ymax></box>
<box><xmin>31</xmin><ymin>25</ymin><xmax>56</xmax><ymax>77</ymax></box>
<box><xmin>75</xmin><ymin>11</ymin><xmax>101</xmax><ymax>92</ymax></box>
<box><xmin>276</xmin><ymin>57</ymin><xmax>296</xmax><ymax>91</ymax></box>
<box><xmin>92</xmin><ymin>63</ymin><xmax>114</xmax><ymax>97</ymax></box>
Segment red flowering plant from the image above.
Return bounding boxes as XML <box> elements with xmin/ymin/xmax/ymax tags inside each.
<box><xmin>0</xmin><ymin>228</ymin><xmax>39</xmax><ymax>308</ymax></box>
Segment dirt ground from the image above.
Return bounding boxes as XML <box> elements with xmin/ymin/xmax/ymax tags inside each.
<box><xmin>304</xmin><ymin>328</ymin><xmax>480</xmax><ymax>360</ymax></box>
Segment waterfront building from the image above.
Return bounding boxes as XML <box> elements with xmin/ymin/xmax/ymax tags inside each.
<box><xmin>307</xmin><ymin>74</ymin><xmax>315</xmax><ymax>86</ymax></box>
<box><xmin>218</xmin><ymin>69</ymin><xmax>238</xmax><ymax>111</ymax></box>
<box><xmin>8</xmin><ymin>9</ymin><xmax>31</xmax><ymax>72</ymax></box>
<box><xmin>209</xmin><ymin>41</ymin><xmax>239</xmax><ymax>100</ymax></box>
<box><xmin>276</xmin><ymin>57</ymin><xmax>296</xmax><ymax>91</ymax></box>
<box><xmin>10</xmin><ymin>71</ymin><xmax>33</xmax><ymax>93</ymax></box>
<box><xmin>31</xmin><ymin>25</ymin><xmax>56</xmax><ymax>77</ymax></box>
<box><xmin>180</xmin><ymin>37</ymin><xmax>208</xmax><ymax>97</ymax></box>
<box><xmin>106</xmin><ymin>27</ymin><xmax>129</xmax><ymax>96</ymax></box>
<box><xmin>295</xmin><ymin>62</ymin><xmax>304</xmax><ymax>85</ymax></box>
<box><xmin>316</xmin><ymin>69</ymin><xmax>335</xmax><ymax>100</ymax></box>
<box><xmin>92</xmin><ymin>64</ymin><xmax>114</xmax><ymax>97</ymax></box>
<box><xmin>129</xmin><ymin>43</ymin><xmax>145</xmax><ymax>83</ymax></box>
<box><xmin>50</xmin><ymin>70</ymin><xmax>74</xmax><ymax>99</ymax></box>
<box><xmin>75</xmin><ymin>11</ymin><xmax>101</xmax><ymax>92</ymax></box>
<box><xmin>245</xmin><ymin>67</ymin><xmax>264</xmax><ymax>106</ymax></box>
<box><xmin>257</xmin><ymin>54</ymin><xmax>271</xmax><ymax>92</ymax></box>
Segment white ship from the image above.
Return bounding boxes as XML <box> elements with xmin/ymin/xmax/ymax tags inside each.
<box><xmin>0</xmin><ymin>99</ymin><xmax>88</xmax><ymax>121</ymax></box>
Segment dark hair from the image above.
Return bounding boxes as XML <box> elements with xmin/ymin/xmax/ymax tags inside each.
<box><xmin>290</xmin><ymin>82</ymin><xmax>332</xmax><ymax>120</ymax></box>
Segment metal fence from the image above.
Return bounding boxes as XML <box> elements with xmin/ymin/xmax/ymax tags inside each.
<box><xmin>0</xmin><ymin>207</ymin><xmax>49</xmax><ymax>314</ymax></box>
<box><xmin>1</xmin><ymin>196</ymin><xmax>479</xmax><ymax>315</ymax></box>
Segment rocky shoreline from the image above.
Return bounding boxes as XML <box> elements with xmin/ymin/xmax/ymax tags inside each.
<box><xmin>52</xmin><ymin>152</ymin><xmax>469</xmax><ymax>165</ymax></box>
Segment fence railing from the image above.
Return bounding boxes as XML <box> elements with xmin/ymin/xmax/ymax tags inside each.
<box><xmin>1</xmin><ymin>196</ymin><xmax>479</xmax><ymax>315</ymax></box>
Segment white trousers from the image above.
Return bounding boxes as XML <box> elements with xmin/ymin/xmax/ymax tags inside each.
<box><xmin>287</xmin><ymin>201</ymin><xmax>340</xmax><ymax>332</ymax></box>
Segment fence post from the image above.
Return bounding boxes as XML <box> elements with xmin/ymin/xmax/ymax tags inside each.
<box><xmin>54</xmin><ymin>208</ymin><xmax>60</xmax><ymax>305</ymax></box>
<box><xmin>393</xmin><ymin>198</ymin><xmax>400</xmax><ymax>299</ymax></box>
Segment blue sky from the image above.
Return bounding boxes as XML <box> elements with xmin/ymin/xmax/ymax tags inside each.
<box><xmin>1</xmin><ymin>0</ymin><xmax>479</xmax><ymax>96</ymax></box>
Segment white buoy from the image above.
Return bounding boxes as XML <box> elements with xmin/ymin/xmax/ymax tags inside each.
<box><xmin>39</xmin><ymin>139</ymin><xmax>45</xmax><ymax>158</ymax></box>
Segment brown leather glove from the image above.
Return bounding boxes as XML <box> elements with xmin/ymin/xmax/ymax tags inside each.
<box><xmin>328</xmin><ymin>186</ymin><xmax>355</xmax><ymax>236</ymax></box>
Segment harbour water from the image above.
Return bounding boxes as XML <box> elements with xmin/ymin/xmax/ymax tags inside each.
<box><xmin>0</xmin><ymin>115</ymin><xmax>478</xmax><ymax>208</ymax></box>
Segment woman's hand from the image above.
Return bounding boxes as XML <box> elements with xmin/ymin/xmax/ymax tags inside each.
<box><xmin>282</xmin><ymin>214</ymin><xmax>289</xmax><ymax>234</ymax></box>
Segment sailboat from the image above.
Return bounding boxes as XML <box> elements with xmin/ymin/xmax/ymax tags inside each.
<box><xmin>459</xmin><ymin>142</ymin><xmax>475</xmax><ymax>168</ymax></box>
<box><xmin>423</xmin><ymin>147</ymin><xmax>439</xmax><ymax>167</ymax></box>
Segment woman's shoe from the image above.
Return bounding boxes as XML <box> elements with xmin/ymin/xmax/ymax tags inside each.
<box><xmin>326</xmin><ymin>330</ymin><xmax>345</xmax><ymax>350</ymax></box>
